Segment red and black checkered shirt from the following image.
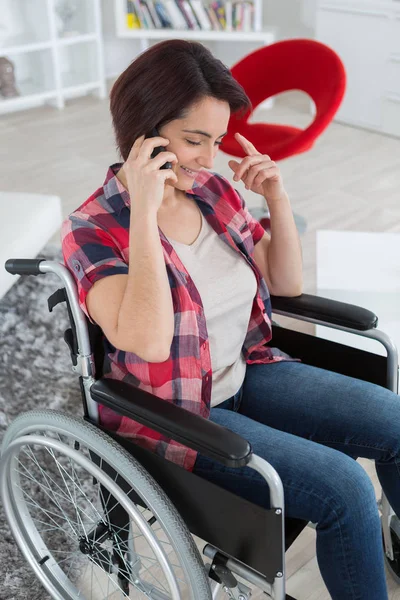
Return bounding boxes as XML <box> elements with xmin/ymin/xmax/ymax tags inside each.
<box><xmin>62</xmin><ymin>164</ymin><xmax>296</xmax><ymax>470</ymax></box>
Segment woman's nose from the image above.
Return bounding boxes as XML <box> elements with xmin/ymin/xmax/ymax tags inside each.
<box><xmin>197</xmin><ymin>146</ymin><xmax>216</xmax><ymax>169</ymax></box>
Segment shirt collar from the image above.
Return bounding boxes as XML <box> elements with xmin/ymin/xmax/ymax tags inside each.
<box><xmin>103</xmin><ymin>163</ymin><xmax>130</xmax><ymax>210</ymax></box>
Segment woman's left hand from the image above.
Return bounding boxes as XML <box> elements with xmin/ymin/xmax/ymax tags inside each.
<box><xmin>228</xmin><ymin>132</ymin><xmax>287</xmax><ymax>203</ymax></box>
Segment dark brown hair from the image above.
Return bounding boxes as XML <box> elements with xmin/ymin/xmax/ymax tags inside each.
<box><xmin>109</xmin><ymin>39</ymin><xmax>251</xmax><ymax>160</ymax></box>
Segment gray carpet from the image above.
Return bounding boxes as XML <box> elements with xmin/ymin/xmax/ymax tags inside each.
<box><xmin>0</xmin><ymin>244</ymin><xmax>81</xmax><ymax>600</ymax></box>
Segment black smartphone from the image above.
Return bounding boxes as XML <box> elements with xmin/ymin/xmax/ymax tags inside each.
<box><xmin>145</xmin><ymin>127</ymin><xmax>172</xmax><ymax>170</ymax></box>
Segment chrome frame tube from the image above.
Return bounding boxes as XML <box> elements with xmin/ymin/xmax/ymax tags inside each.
<box><xmin>248</xmin><ymin>454</ymin><xmax>284</xmax><ymax>510</ymax></box>
<box><xmin>40</xmin><ymin>262</ymin><xmax>91</xmax><ymax>358</ymax></box>
<box><xmin>39</xmin><ymin>261</ymin><xmax>99</xmax><ymax>422</ymax></box>
<box><xmin>381</xmin><ymin>492</ymin><xmax>396</xmax><ymax>561</ymax></box>
<box><xmin>210</xmin><ymin>579</ymin><xmax>223</xmax><ymax>598</ymax></box>
<box><xmin>248</xmin><ymin>454</ymin><xmax>285</xmax><ymax>600</ymax></box>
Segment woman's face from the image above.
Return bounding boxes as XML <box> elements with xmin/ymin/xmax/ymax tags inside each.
<box><xmin>159</xmin><ymin>96</ymin><xmax>230</xmax><ymax>189</ymax></box>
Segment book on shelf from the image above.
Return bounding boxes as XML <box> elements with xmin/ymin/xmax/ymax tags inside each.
<box><xmin>190</xmin><ymin>1</ymin><xmax>212</xmax><ymax>30</ymax></box>
<box><xmin>132</xmin><ymin>0</ymin><xmax>146</xmax><ymax>27</ymax></box>
<box><xmin>145</xmin><ymin>0</ymin><xmax>163</xmax><ymax>27</ymax></box>
<box><xmin>206</xmin><ymin>6</ymin><xmax>222</xmax><ymax>30</ymax></box>
<box><xmin>125</xmin><ymin>1</ymin><xmax>255</xmax><ymax>32</ymax></box>
<box><xmin>180</xmin><ymin>1</ymin><xmax>201</xmax><ymax>30</ymax></box>
<box><xmin>233</xmin><ymin>1</ymin><xmax>254</xmax><ymax>32</ymax></box>
<box><xmin>225</xmin><ymin>1</ymin><xmax>232</xmax><ymax>31</ymax></box>
<box><xmin>126</xmin><ymin>0</ymin><xmax>141</xmax><ymax>29</ymax></box>
<box><xmin>211</xmin><ymin>1</ymin><xmax>226</xmax><ymax>29</ymax></box>
<box><xmin>154</xmin><ymin>1</ymin><xmax>173</xmax><ymax>27</ymax></box>
<box><xmin>165</xmin><ymin>0</ymin><xmax>188</xmax><ymax>28</ymax></box>
<box><xmin>140</xmin><ymin>1</ymin><xmax>155</xmax><ymax>28</ymax></box>
<box><xmin>242</xmin><ymin>1</ymin><xmax>254</xmax><ymax>32</ymax></box>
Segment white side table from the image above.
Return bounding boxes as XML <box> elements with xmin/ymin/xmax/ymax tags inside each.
<box><xmin>0</xmin><ymin>192</ymin><xmax>62</xmax><ymax>299</ymax></box>
<box><xmin>316</xmin><ymin>230</ymin><xmax>400</xmax><ymax>360</ymax></box>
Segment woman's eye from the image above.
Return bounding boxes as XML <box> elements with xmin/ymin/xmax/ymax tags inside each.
<box><xmin>186</xmin><ymin>139</ymin><xmax>222</xmax><ymax>146</ymax></box>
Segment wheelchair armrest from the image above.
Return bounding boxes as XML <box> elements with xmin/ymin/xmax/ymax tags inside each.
<box><xmin>90</xmin><ymin>378</ymin><xmax>252</xmax><ymax>468</ymax></box>
<box><xmin>270</xmin><ymin>293</ymin><xmax>378</xmax><ymax>331</ymax></box>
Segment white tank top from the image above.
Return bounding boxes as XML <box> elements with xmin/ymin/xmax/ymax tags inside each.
<box><xmin>165</xmin><ymin>210</ymin><xmax>258</xmax><ymax>407</ymax></box>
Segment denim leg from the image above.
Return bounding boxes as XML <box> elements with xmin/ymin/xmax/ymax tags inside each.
<box><xmin>241</xmin><ymin>362</ymin><xmax>400</xmax><ymax>517</ymax></box>
<box><xmin>193</xmin><ymin>361</ymin><xmax>400</xmax><ymax>599</ymax></box>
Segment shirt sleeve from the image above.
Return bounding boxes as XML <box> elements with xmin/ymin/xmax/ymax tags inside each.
<box><xmin>235</xmin><ymin>188</ymin><xmax>266</xmax><ymax>246</ymax></box>
<box><xmin>61</xmin><ymin>213</ymin><xmax>129</xmax><ymax>321</ymax></box>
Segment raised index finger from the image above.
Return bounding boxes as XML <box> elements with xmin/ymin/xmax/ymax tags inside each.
<box><xmin>235</xmin><ymin>132</ymin><xmax>261</xmax><ymax>156</ymax></box>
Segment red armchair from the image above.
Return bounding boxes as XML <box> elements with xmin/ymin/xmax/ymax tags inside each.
<box><xmin>220</xmin><ymin>38</ymin><xmax>346</xmax><ymax>162</ymax></box>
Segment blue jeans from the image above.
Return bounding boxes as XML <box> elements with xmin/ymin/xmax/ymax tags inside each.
<box><xmin>192</xmin><ymin>361</ymin><xmax>400</xmax><ymax>599</ymax></box>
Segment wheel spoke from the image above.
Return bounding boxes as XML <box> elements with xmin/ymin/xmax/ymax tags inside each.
<box><xmin>17</xmin><ymin>453</ymin><xmax>79</xmax><ymax>537</ymax></box>
<box><xmin>17</xmin><ymin>467</ymin><xmax>95</xmax><ymax>538</ymax></box>
<box><xmin>45</xmin><ymin>445</ymin><xmax>88</xmax><ymax>536</ymax></box>
<box><xmin>17</xmin><ymin>488</ymin><xmax>80</xmax><ymax>544</ymax></box>
<box><xmin>43</xmin><ymin>446</ymin><xmax>104</xmax><ymax>524</ymax></box>
<box><xmin>87</xmin><ymin>554</ymin><xmax>128</xmax><ymax>598</ymax></box>
<box><xmin>16</xmin><ymin>459</ymin><xmax>72</xmax><ymax>506</ymax></box>
<box><xmin>98</xmin><ymin>463</ymin><xmax>136</xmax><ymax>522</ymax></box>
<box><xmin>22</xmin><ymin>446</ymin><xmax>73</xmax><ymax>506</ymax></box>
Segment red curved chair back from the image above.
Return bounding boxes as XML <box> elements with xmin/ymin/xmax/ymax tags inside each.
<box><xmin>220</xmin><ymin>39</ymin><xmax>346</xmax><ymax>161</ymax></box>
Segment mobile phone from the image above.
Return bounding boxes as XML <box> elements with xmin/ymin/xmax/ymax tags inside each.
<box><xmin>145</xmin><ymin>127</ymin><xmax>172</xmax><ymax>170</ymax></box>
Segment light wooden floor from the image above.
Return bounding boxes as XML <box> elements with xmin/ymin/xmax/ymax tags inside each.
<box><xmin>1</xmin><ymin>87</ymin><xmax>400</xmax><ymax>599</ymax></box>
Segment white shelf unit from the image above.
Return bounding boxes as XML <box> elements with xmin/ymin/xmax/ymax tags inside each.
<box><xmin>114</xmin><ymin>1</ymin><xmax>275</xmax><ymax>51</ymax></box>
<box><xmin>113</xmin><ymin>1</ymin><xmax>275</xmax><ymax>112</ymax></box>
<box><xmin>0</xmin><ymin>0</ymin><xmax>106</xmax><ymax>114</ymax></box>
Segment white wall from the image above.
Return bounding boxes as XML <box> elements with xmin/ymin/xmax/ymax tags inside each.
<box><xmin>263</xmin><ymin>0</ymin><xmax>317</xmax><ymax>39</ymax></box>
<box><xmin>101</xmin><ymin>0</ymin><xmax>141</xmax><ymax>77</ymax></box>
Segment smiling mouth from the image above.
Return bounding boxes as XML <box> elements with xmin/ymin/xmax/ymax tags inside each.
<box><xmin>181</xmin><ymin>166</ymin><xmax>199</xmax><ymax>176</ymax></box>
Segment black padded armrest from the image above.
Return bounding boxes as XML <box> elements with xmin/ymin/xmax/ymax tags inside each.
<box><xmin>270</xmin><ymin>293</ymin><xmax>378</xmax><ymax>331</ymax></box>
<box><xmin>90</xmin><ymin>378</ymin><xmax>252</xmax><ymax>468</ymax></box>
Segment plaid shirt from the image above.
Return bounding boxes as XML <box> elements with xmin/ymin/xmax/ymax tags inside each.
<box><xmin>62</xmin><ymin>164</ymin><xmax>296</xmax><ymax>471</ymax></box>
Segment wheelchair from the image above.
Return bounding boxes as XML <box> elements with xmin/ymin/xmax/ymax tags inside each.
<box><xmin>1</xmin><ymin>256</ymin><xmax>399</xmax><ymax>600</ymax></box>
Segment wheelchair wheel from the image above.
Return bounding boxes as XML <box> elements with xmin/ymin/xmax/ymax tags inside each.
<box><xmin>384</xmin><ymin>516</ymin><xmax>400</xmax><ymax>584</ymax></box>
<box><xmin>0</xmin><ymin>410</ymin><xmax>212</xmax><ymax>600</ymax></box>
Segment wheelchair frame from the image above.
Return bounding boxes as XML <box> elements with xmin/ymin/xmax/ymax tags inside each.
<box><xmin>2</xmin><ymin>257</ymin><xmax>399</xmax><ymax>600</ymax></box>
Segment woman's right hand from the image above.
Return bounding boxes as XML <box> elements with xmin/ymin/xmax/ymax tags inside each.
<box><xmin>123</xmin><ymin>134</ymin><xmax>178</xmax><ymax>215</ymax></box>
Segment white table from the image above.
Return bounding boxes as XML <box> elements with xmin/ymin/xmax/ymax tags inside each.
<box><xmin>316</xmin><ymin>230</ymin><xmax>400</xmax><ymax>361</ymax></box>
<box><xmin>0</xmin><ymin>192</ymin><xmax>62</xmax><ymax>299</ymax></box>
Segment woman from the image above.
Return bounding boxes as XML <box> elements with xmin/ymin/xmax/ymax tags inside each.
<box><xmin>62</xmin><ymin>39</ymin><xmax>400</xmax><ymax>599</ymax></box>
